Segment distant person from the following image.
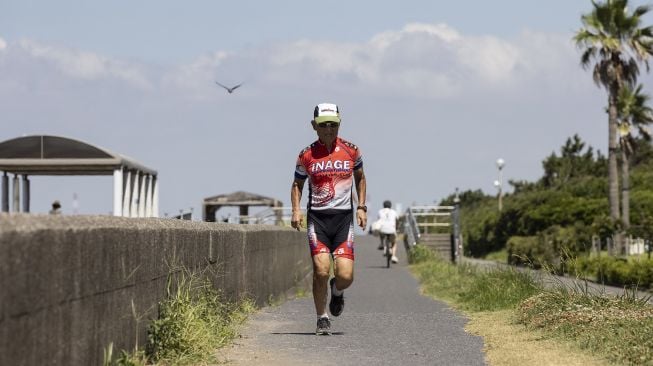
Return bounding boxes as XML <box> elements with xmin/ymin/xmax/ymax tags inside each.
<box><xmin>377</xmin><ymin>200</ymin><xmax>399</xmax><ymax>263</ymax></box>
<box><xmin>49</xmin><ymin>200</ymin><xmax>62</xmax><ymax>215</ymax></box>
<box><xmin>291</xmin><ymin>102</ymin><xmax>367</xmax><ymax>335</ymax></box>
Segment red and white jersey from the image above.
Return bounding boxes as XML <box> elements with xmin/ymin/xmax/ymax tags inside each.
<box><xmin>295</xmin><ymin>137</ymin><xmax>363</xmax><ymax>211</ymax></box>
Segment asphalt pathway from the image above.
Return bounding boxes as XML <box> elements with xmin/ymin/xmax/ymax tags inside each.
<box><xmin>222</xmin><ymin>235</ymin><xmax>486</xmax><ymax>366</ymax></box>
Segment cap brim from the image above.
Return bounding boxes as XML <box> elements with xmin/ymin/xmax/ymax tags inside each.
<box><xmin>314</xmin><ymin>116</ymin><xmax>341</xmax><ymax>124</ymax></box>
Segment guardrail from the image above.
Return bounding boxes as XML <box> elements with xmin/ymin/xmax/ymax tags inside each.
<box><xmin>403</xmin><ymin>205</ymin><xmax>461</xmax><ymax>262</ymax></box>
<box><xmin>249</xmin><ymin>206</ymin><xmax>306</xmax><ymax>226</ymax></box>
<box><xmin>403</xmin><ymin>208</ymin><xmax>420</xmax><ymax>248</ymax></box>
<box><xmin>405</xmin><ymin>205</ymin><xmax>454</xmax><ymax>235</ymax></box>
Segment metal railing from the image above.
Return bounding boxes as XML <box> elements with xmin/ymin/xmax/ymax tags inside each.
<box><xmin>248</xmin><ymin>206</ymin><xmax>305</xmax><ymax>226</ymax></box>
<box><xmin>403</xmin><ymin>205</ymin><xmax>454</xmax><ymax>247</ymax></box>
<box><xmin>404</xmin><ymin>208</ymin><xmax>420</xmax><ymax>247</ymax></box>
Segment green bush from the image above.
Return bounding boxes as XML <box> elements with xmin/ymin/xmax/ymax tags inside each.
<box><xmin>568</xmin><ymin>256</ymin><xmax>653</xmax><ymax>288</ymax></box>
<box><xmin>146</xmin><ymin>268</ymin><xmax>255</xmax><ymax>365</ymax></box>
<box><xmin>411</xmin><ymin>254</ymin><xmax>541</xmax><ymax>311</ymax></box>
<box><xmin>408</xmin><ymin>244</ymin><xmax>436</xmax><ymax>264</ymax></box>
<box><xmin>506</xmin><ymin>225</ymin><xmax>593</xmax><ymax>271</ymax></box>
<box><xmin>457</xmin><ymin>268</ymin><xmax>541</xmax><ymax>311</ymax></box>
<box><xmin>506</xmin><ymin>235</ymin><xmax>553</xmax><ymax>268</ymax></box>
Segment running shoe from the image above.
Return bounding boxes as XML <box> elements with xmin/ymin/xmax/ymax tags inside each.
<box><xmin>377</xmin><ymin>244</ymin><xmax>383</xmax><ymax>250</ymax></box>
<box><xmin>391</xmin><ymin>255</ymin><xmax>399</xmax><ymax>263</ymax></box>
<box><xmin>329</xmin><ymin>278</ymin><xmax>345</xmax><ymax>317</ymax></box>
<box><xmin>316</xmin><ymin>316</ymin><xmax>331</xmax><ymax>335</ymax></box>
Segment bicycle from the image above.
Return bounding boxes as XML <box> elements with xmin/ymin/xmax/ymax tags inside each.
<box><xmin>380</xmin><ymin>233</ymin><xmax>393</xmax><ymax>268</ymax></box>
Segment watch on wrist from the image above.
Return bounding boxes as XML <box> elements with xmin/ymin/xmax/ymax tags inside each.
<box><xmin>357</xmin><ymin>205</ymin><xmax>367</xmax><ymax>212</ymax></box>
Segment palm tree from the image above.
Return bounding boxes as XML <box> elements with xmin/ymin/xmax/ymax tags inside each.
<box><xmin>574</xmin><ymin>0</ymin><xmax>653</xmax><ymax>231</ymax></box>
<box><xmin>616</xmin><ymin>84</ymin><xmax>653</xmax><ymax>229</ymax></box>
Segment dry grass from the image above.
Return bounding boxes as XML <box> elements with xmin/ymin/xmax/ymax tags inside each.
<box><xmin>466</xmin><ymin>310</ymin><xmax>611</xmax><ymax>366</ymax></box>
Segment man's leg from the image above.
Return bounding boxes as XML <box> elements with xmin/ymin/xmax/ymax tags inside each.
<box><xmin>312</xmin><ymin>253</ymin><xmax>332</xmax><ymax>316</ymax></box>
<box><xmin>390</xmin><ymin>234</ymin><xmax>398</xmax><ymax>262</ymax></box>
<box><xmin>333</xmin><ymin>257</ymin><xmax>354</xmax><ymax>291</ymax></box>
<box><xmin>328</xmin><ymin>256</ymin><xmax>353</xmax><ymax>317</ymax></box>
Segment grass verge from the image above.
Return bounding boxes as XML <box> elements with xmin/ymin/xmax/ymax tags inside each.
<box><xmin>409</xmin><ymin>245</ymin><xmax>652</xmax><ymax>365</ymax></box>
<box><xmin>104</xmin><ymin>266</ymin><xmax>256</xmax><ymax>366</ymax></box>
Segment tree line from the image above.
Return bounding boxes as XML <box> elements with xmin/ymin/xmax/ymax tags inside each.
<box><xmin>440</xmin><ymin>0</ymin><xmax>653</xmax><ymax>260</ymax></box>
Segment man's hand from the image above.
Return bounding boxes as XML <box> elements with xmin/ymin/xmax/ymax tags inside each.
<box><xmin>356</xmin><ymin>209</ymin><xmax>367</xmax><ymax>229</ymax></box>
<box><xmin>291</xmin><ymin>210</ymin><xmax>303</xmax><ymax>231</ymax></box>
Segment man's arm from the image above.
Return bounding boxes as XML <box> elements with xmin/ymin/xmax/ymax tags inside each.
<box><xmin>291</xmin><ymin>178</ymin><xmax>305</xmax><ymax>231</ymax></box>
<box><xmin>354</xmin><ymin>168</ymin><xmax>367</xmax><ymax>229</ymax></box>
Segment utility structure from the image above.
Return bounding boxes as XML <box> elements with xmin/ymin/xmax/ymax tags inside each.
<box><xmin>493</xmin><ymin>158</ymin><xmax>505</xmax><ymax>211</ymax></box>
<box><xmin>202</xmin><ymin>191</ymin><xmax>282</xmax><ymax>223</ymax></box>
<box><xmin>0</xmin><ymin>135</ymin><xmax>158</xmax><ymax>217</ymax></box>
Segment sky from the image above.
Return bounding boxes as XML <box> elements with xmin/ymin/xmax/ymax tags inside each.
<box><xmin>2</xmin><ymin>0</ymin><xmax>653</xmax><ymax>219</ymax></box>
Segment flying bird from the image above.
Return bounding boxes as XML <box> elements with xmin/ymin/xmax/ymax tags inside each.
<box><xmin>215</xmin><ymin>81</ymin><xmax>243</xmax><ymax>94</ymax></box>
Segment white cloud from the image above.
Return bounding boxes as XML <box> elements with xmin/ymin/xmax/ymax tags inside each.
<box><xmin>161</xmin><ymin>51</ymin><xmax>230</xmax><ymax>100</ymax></box>
<box><xmin>0</xmin><ymin>24</ymin><xmax>608</xmax><ymax>217</ymax></box>
<box><xmin>159</xmin><ymin>22</ymin><xmax>578</xmax><ymax>100</ymax></box>
<box><xmin>14</xmin><ymin>39</ymin><xmax>151</xmax><ymax>89</ymax></box>
<box><xmin>0</xmin><ymin>37</ymin><xmax>6</xmax><ymax>51</ymax></box>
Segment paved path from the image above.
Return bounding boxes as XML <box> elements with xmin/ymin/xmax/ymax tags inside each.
<box><xmin>219</xmin><ymin>235</ymin><xmax>486</xmax><ymax>366</ymax></box>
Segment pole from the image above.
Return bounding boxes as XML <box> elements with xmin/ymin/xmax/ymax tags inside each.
<box><xmin>498</xmin><ymin>166</ymin><xmax>503</xmax><ymax>211</ymax></box>
<box><xmin>12</xmin><ymin>174</ymin><xmax>20</xmax><ymax>213</ymax></box>
<box><xmin>22</xmin><ymin>175</ymin><xmax>30</xmax><ymax>213</ymax></box>
<box><xmin>1</xmin><ymin>172</ymin><xmax>8</xmax><ymax>212</ymax></box>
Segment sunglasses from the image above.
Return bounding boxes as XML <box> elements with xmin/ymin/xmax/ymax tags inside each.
<box><xmin>317</xmin><ymin>122</ymin><xmax>340</xmax><ymax>128</ymax></box>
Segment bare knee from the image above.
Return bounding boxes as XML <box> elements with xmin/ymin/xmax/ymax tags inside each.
<box><xmin>313</xmin><ymin>268</ymin><xmax>330</xmax><ymax>282</ymax></box>
<box><xmin>334</xmin><ymin>258</ymin><xmax>354</xmax><ymax>288</ymax></box>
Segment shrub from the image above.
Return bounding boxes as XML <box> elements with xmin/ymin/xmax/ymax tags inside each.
<box><xmin>568</xmin><ymin>255</ymin><xmax>653</xmax><ymax>288</ymax></box>
<box><xmin>146</xmin><ymin>268</ymin><xmax>255</xmax><ymax>365</ymax></box>
<box><xmin>408</xmin><ymin>244</ymin><xmax>436</xmax><ymax>264</ymax></box>
<box><xmin>506</xmin><ymin>236</ymin><xmax>551</xmax><ymax>268</ymax></box>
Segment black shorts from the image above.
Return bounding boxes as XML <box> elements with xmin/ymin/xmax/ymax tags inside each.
<box><xmin>307</xmin><ymin>209</ymin><xmax>355</xmax><ymax>259</ymax></box>
<box><xmin>379</xmin><ymin>233</ymin><xmax>396</xmax><ymax>244</ymax></box>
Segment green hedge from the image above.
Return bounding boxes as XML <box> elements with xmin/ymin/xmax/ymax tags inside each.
<box><xmin>568</xmin><ymin>256</ymin><xmax>653</xmax><ymax>288</ymax></box>
<box><xmin>506</xmin><ymin>225</ymin><xmax>591</xmax><ymax>271</ymax></box>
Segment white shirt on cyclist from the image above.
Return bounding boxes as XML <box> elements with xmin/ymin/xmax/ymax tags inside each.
<box><xmin>377</xmin><ymin>207</ymin><xmax>398</xmax><ymax>234</ymax></box>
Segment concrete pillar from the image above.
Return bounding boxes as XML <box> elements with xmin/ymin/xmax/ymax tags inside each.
<box><xmin>22</xmin><ymin>175</ymin><xmax>30</xmax><ymax>213</ymax></box>
<box><xmin>239</xmin><ymin>205</ymin><xmax>249</xmax><ymax>223</ymax></box>
<box><xmin>1</xmin><ymin>172</ymin><xmax>8</xmax><ymax>212</ymax></box>
<box><xmin>130</xmin><ymin>172</ymin><xmax>141</xmax><ymax>218</ymax></box>
<box><xmin>122</xmin><ymin>170</ymin><xmax>132</xmax><ymax>217</ymax></box>
<box><xmin>113</xmin><ymin>168</ymin><xmax>123</xmax><ymax>216</ymax></box>
<box><xmin>151</xmin><ymin>176</ymin><xmax>159</xmax><ymax>218</ymax></box>
<box><xmin>145</xmin><ymin>174</ymin><xmax>153</xmax><ymax>217</ymax></box>
<box><xmin>12</xmin><ymin>174</ymin><xmax>20</xmax><ymax>213</ymax></box>
<box><xmin>138</xmin><ymin>172</ymin><xmax>146</xmax><ymax>217</ymax></box>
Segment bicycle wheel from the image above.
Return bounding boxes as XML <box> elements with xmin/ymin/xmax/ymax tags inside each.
<box><xmin>386</xmin><ymin>244</ymin><xmax>391</xmax><ymax>268</ymax></box>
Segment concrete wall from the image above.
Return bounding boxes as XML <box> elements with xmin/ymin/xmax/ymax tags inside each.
<box><xmin>0</xmin><ymin>214</ymin><xmax>310</xmax><ymax>366</ymax></box>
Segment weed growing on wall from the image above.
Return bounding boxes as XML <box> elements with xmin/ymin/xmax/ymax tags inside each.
<box><xmin>146</xmin><ymin>266</ymin><xmax>255</xmax><ymax>365</ymax></box>
<box><xmin>103</xmin><ymin>266</ymin><xmax>255</xmax><ymax>366</ymax></box>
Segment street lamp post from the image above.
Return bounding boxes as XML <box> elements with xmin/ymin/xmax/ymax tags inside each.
<box><xmin>453</xmin><ymin>187</ymin><xmax>461</xmax><ymax>263</ymax></box>
<box><xmin>494</xmin><ymin>158</ymin><xmax>505</xmax><ymax>211</ymax></box>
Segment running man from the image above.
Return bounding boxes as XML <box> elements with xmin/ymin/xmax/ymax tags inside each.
<box><xmin>291</xmin><ymin>102</ymin><xmax>367</xmax><ymax>335</ymax></box>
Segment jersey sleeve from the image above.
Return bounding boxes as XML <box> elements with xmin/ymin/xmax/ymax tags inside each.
<box><xmin>294</xmin><ymin>155</ymin><xmax>308</xmax><ymax>180</ymax></box>
<box><xmin>353</xmin><ymin>149</ymin><xmax>363</xmax><ymax>170</ymax></box>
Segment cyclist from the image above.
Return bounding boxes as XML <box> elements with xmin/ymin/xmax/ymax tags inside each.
<box><xmin>291</xmin><ymin>102</ymin><xmax>367</xmax><ymax>335</ymax></box>
<box><xmin>377</xmin><ymin>200</ymin><xmax>399</xmax><ymax>263</ymax></box>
